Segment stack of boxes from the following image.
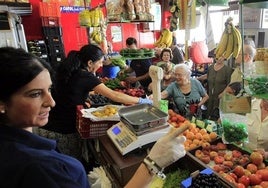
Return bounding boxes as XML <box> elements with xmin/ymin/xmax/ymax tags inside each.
<box><xmin>39</xmin><ymin>2</ymin><xmax>65</xmax><ymax>69</ymax></box>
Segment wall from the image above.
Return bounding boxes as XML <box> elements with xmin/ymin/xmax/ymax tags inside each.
<box><xmin>22</xmin><ymin>0</ymin><xmax>162</xmax><ymax>54</ymax></box>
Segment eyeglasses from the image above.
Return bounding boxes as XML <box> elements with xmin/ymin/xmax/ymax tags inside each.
<box><xmin>173</xmin><ymin>73</ymin><xmax>186</xmax><ymax>77</ymax></box>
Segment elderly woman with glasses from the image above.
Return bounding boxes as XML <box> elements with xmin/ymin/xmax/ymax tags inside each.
<box><xmin>160</xmin><ymin>63</ymin><xmax>209</xmax><ymax>116</ymax></box>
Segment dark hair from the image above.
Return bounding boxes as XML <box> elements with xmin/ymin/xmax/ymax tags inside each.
<box><xmin>126</xmin><ymin>37</ymin><xmax>137</xmax><ymax>46</ymax></box>
<box><xmin>160</xmin><ymin>48</ymin><xmax>173</xmax><ymax>60</ymax></box>
<box><xmin>57</xmin><ymin>44</ymin><xmax>104</xmax><ymax>84</ymax></box>
<box><xmin>0</xmin><ymin>47</ymin><xmax>52</xmax><ymax>102</ymax></box>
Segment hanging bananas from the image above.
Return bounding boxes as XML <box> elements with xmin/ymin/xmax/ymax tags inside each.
<box><xmin>214</xmin><ymin>17</ymin><xmax>242</xmax><ymax>60</ymax></box>
<box><xmin>90</xmin><ymin>29</ymin><xmax>103</xmax><ymax>44</ymax></box>
<box><xmin>79</xmin><ymin>7</ymin><xmax>104</xmax><ymax>27</ymax></box>
<box><xmin>154</xmin><ymin>28</ymin><xmax>173</xmax><ymax>48</ymax></box>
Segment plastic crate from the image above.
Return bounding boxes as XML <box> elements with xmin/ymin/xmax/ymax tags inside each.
<box><xmin>46</xmin><ymin>36</ymin><xmax>64</xmax><ymax>45</ymax></box>
<box><xmin>42</xmin><ymin>26</ymin><xmax>62</xmax><ymax>37</ymax></box>
<box><xmin>47</xmin><ymin>44</ymin><xmax>65</xmax><ymax>55</ymax></box>
<box><xmin>41</xmin><ymin>17</ymin><xmax>61</xmax><ymax>27</ymax></box>
<box><xmin>39</xmin><ymin>2</ymin><xmax>61</xmax><ymax>17</ymax></box>
<box><xmin>76</xmin><ymin>105</ymin><xmax>118</xmax><ymax>139</ymax></box>
<box><xmin>50</xmin><ymin>53</ymin><xmax>65</xmax><ymax>63</ymax></box>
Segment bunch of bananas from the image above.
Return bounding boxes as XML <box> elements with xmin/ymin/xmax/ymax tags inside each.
<box><xmin>90</xmin><ymin>30</ymin><xmax>103</xmax><ymax>44</ymax></box>
<box><xmin>154</xmin><ymin>28</ymin><xmax>173</xmax><ymax>48</ymax></box>
<box><xmin>79</xmin><ymin>7</ymin><xmax>104</xmax><ymax>27</ymax></box>
<box><xmin>215</xmin><ymin>17</ymin><xmax>242</xmax><ymax>60</ymax></box>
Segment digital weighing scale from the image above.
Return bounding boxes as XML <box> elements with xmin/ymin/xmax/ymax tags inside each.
<box><xmin>107</xmin><ymin>66</ymin><xmax>169</xmax><ymax>155</ymax></box>
<box><xmin>107</xmin><ymin>121</ymin><xmax>171</xmax><ymax>155</ymax></box>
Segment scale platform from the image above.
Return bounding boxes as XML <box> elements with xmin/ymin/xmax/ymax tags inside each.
<box><xmin>107</xmin><ymin>121</ymin><xmax>170</xmax><ymax>156</ymax></box>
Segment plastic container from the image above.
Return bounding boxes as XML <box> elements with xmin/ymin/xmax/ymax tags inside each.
<box><xmin>102</xmin><ymin>65</ymin><xmax>120</xmax><ymax>78</ymax></box>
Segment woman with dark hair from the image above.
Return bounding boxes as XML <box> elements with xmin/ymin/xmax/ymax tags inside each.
<box><xmin>148</xmin><ymin>48</ymin><xmax>176</xmax><ymax>92</ymax></box>
<box><xmin>0</xmin><ymin>47</ymin><xmax>187</xmax><ymax>188</ymax></box>
<box><xmin>0</xmin><ymin>47</ymin><xmax>89</xmax><ymax>188</ymax></box>
<box><xmin>38</xmin><ymin>44</ymin><xmax>152</xmax><ymax>160</ymax></box>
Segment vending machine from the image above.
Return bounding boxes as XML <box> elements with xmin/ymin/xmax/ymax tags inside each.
<box><xmin>0</xmin><ymin>11</ymin><xmax>28</xmax><ymax>51</ymax></box>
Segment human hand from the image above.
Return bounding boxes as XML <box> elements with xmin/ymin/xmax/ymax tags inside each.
<box><xmin>118</xmin><ymin>70</ymin><xmax>125</xmax><ymax>76</ymax></box>
<box><xmin>138</xmin><ymin>97</ymin><xmax>153</xmax><ymax>105</ymax></box>
<box><xmin>125</xmin><ymin>76</ymin><xmax>137</xmax><ymax>83</ymax></box>
<box><xmin>148</xmin><ymin>124</ymin><xmax>189</xmax><ymax>169</ymax></box>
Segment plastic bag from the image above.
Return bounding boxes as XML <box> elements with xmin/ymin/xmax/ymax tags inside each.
<box><xmin>88</xmin><ymin>166</ymin><xmax>112</xmax><ymax>188</ymax></box>
<box><xmin>220</xmin><ymin>113</ymin><xmax>249</xmax><ymax>144</ymax></box>
<box><xmin>106</xmin><ymin>0</ymin><xmax>123</xmax><ymax>21</ymax></box>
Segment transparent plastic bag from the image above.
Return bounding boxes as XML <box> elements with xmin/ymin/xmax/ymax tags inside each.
<box><xmin>220</xmin><ymin>112</ymin><xmax>249</xmax><ymax>144</ymax></box>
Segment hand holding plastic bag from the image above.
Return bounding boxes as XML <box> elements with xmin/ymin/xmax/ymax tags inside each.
<box><xmin>148</xmin><ymin>124</ymin><xmax>189</xmax><ymax>169</ymax></box>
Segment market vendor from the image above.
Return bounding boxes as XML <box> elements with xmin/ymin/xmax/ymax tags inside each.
<box><xmin>119</xmin><ymin>37</ymin><xmax>152</xmax><ymax>90</ymax></box>
<box><xmin>244</xmin><ymin>98</ymin><xmax>268</xmax><ymax>159</ymax></box>
<box><xmin>159</xmin><ymin>63</ymin><xmax>209</xmax><ymax>117</ymax></box>
<box><xmin>37</xmin><ymin>44</ymin><xmax>152</xmax><ymax>160</ymax></box>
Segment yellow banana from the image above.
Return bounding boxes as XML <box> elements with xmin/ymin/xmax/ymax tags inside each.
<box><xmin>161</xmin><ymin>29</ymin><xmax>172</xmax><ymax>47</ymax></box>
<box><xmin>223</xmin><ymin>24</ymin><xmax>234</xmax><ymax>60</ymax></box>
<box><xmin>154</xmin><ymin>34</ymin><xmax>163</xmax><ymax>47</ymax></box>
<box><xmin>90</xmin><ymin>30</ymin><xmax>97</xmax><ymax>39</ymax></box>
<box><xmin>164</xmin><ymin>30</ymin><xmax>173</xmax><ymax>47</ymax></box>
<box><xmin>215</xmin><ymin>30</ymin><xmax>229</xmax><ymax>59</ymax></box>
<box><xmin>155</xmin><ymin>29</ymin><xmax>170</xmax><ymax>48</ymax></box>
<box><xmin>232</xmin><ymin>26</ymin><xmax>242</xmax><ymax>59</ymax></box>
<box><xmin>94</xmin><ymin>33</ymin><xmax>102</xmax><ymax>44</ymax></box>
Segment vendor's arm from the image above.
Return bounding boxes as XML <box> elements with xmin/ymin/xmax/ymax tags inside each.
<box><xmin>125</xmin><ymin>125</ymin><xmax>188</xmax><ymax>188</ymax></box>
<box><xmin>93</xmin><ymin>83</ymin><xmax>139</xmax><ymax>105</ymax></box>
<box><xmin>124</xmin><ymin>163</ymin><xmax>153</xmax><ymax>188</ymax></box>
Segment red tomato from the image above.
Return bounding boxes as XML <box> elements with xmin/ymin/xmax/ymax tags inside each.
<box><xmin>249</xmin><ymin>174</ymin><xmax>262</xmax><ymax>186</ymax></box>
<box><xmin>250</xmin><ymin>151</ymin><xmax>264</xmax><ymax>166</ymax></box>
<box><xmin>247</xmin><ymin>163</ymin><xmax>258</xmax><ymax>174</ymax></box>
<box><xmin>229</xmin><ymin>172</ymin><xmax>238</xmax><ymax>182</ymax></box>
<box><xmin>238</xmin><ymin>175</ymin><xmax>250</xmax><ymax>187</ymax></box>
<box><xmin>234</xmin><ymin>165</ymin><xmax>245</xmax><ymax>177</ymax></box>
<box><xmin>256</xmin><ymin>169</ymin><xmax>268</xmax><ymax>181</ymax></box>
<box><xmin>260</xmin><ymin>181</ymin><xmax>268</xmax><ymax>188</ymax></box>
<box><xmin>232</xmin><ymin>150</ymin><xmax>242</xmax><ymax>158</ymax></box>
<box><xmin>214</xmin><ymin>155</ymin><xmax>225</xmax><ymax>164</ymax></box>
<box><xmin>236</xmin><ymin>183</ymin><xmax>246</xmax><ymax>188</ymax></box>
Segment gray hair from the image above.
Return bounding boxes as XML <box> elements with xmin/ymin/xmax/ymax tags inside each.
<box><xmin>244</xmin><ymin>44</ymin><xmax>256</xmax><ymax>61</ymax></box>
<box><xmin>173</xmin><ymin>63</ymin><xmax>192</xmax><ymax>78</ymax></box>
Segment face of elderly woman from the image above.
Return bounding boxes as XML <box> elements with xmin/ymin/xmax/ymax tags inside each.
<box><xmin>3</xmin><ymin>70</ymin><xmax>55</xmax><ymax>129</ymax></box>
<box><xmin>173</xmin><ymin>67</ymin><xmax>189</xmax><ymax>85</ymax></box>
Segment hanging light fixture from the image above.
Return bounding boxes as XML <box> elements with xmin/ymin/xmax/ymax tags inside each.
<box><xmin>241</xmin><ymin>0</ymin><xmax>268</xmax><ymax>8</ymax></box>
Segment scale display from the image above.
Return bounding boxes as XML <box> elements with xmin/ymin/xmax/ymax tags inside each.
<box><xmin>107</xmin><ymin>121</ymin><xmax>170</xmax><ymax>155</ymax></box>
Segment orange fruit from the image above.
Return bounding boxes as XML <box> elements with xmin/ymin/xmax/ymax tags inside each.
<box><xmin>209</xmin><ymin>132</ymin><xmax>217</xmax><ymax>140</ymax></box>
